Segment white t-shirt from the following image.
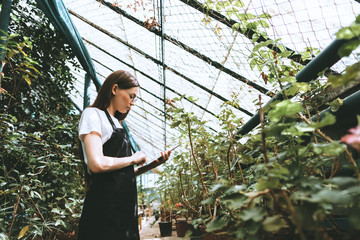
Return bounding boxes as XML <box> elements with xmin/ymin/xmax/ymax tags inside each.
<box><xmin>78</xmin><ymin>107</ymin><xmax>123</xmax><ymax>164</ymax></box>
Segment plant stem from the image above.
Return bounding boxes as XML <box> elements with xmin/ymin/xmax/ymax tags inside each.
<box><xmin>237</xmin><ymin>161</ymin><xmax>246</xmax><ymax>184</ymax></box>
<box><xmin>245</xmin><ymin>189</ymin><xmax>270</xmax><ymax>208</ymax></box>
<box><xmin>186</xmin><ymin>118</ymin><xmax>208</xmax><ymax>193</ymax></box>
<box><xmin>8</xmin><ymin>187</ymin><xmax>23</xmax><ymax>238</ymax></box>
<box><xmin>26</xmin><ymin>191</ymin><xmax>52</xmax><ymax>232</ymax></box>
<box><xmin>226</xmin><ymin>140</ymin><xmax>233</xmax><ymax>178</ymax></box>
<box><xmin>210</xmin><ymin>160</ymin><xmax>218</xmax><ymax>181</ymax></box>
<box><xmin>281</xmin><ymin>190</ymin><xmax>306</xmax><ymax>240</ymax></box>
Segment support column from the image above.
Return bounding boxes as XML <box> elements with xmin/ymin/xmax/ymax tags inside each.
<box><xmin>83</xmin><ymin>73</ymin><xmax>91</xmax><ymax>109</ymax></box>
<box><xmin>0</xmin><ymin>0</ymin><xmax>12</xmax><ymax>72</ymax></box>
<box><xmin>160</xmin><ymin>0</ymin><xmax>166</xmax><ymax>148</ymax></box>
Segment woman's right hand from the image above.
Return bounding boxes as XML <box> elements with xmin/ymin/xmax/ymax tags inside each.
<box><xmin>132</xmin><ymin>151</ymin><xmax>147</xmax><ymax>166</ymax></box>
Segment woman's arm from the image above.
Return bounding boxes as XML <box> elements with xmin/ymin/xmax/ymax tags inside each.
<box><xmin>134</xmin><ymin>151</ymin><xmax>171</xmax><ymax>177</ymax></box>
<box><xmin>83</xmin><ymin>132</ymin><xmax>146</xmax><ymax>173</ymax></box>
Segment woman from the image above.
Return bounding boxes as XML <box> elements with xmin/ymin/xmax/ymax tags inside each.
<box><xmin>77</xmin><ymin>70</ymin><xmax>171</xmax><ymax>240</ymax></box>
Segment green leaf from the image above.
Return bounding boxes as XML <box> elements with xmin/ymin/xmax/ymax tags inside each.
<box><xmin>171</xmin><ymin>120</ymin><xmax>181</xmax><ymax>128</ymax></box>
<box><xmin>209</xmin><ymin>183</ymin><xmax>225</xmax><ymax>193</ymax></box>
<box><xmin>232</xmin><ymin>22</ymin><xmax>240</xmax><ymax>31</ymax></box>
<box><xmin>328</xmin><ymin>98</ymin><xmax>343</xmax><ymax>112</ymax></box>
<box><xmin>315</xmin><ymin>189</ymin><xmax>352</xmax><ymax>205</ymax></box>
<box><xmin>312</xmin><ymin>141</ymin><xmax>346</xmax><ymax>156</ymax></box>
<box><xmin>187</xmin><ymin>96</ymin><xmax>198</xmax><ymax>102</ymax></box>
<box><xmin>262</xmin><ymin>215</ymin><xmax>287</xmax><ymax>232</ymax></box>
<box><xmin>240</xmin><ymin>207</ymin><xmax>266</xmax><ymax>222</ymax></box>
<box><xmin>268</xmin><ymin>100</ymin><xmax>303</xmax><ymax>122</ymax></box>
<box><xmin>249</xmin><ymin>59</ymin><xmax>257</xmax><ymax>70</ymax></box>
<box><xmin>327</xmin><ymin>62</ymin><xmax>360</xmax><ymax>87</ymax></box>
<box><xmin>349</xmin><ymin>208</ymin><xmax>360</xmax><ymax>230</ymax></box>
<box><xmin>258</xmin><ymin>20</ymin><xmax>269</xmax><ymax>28</ymax></box>
<box><xmin>284</xmin><ymin>82</ymin><xmax>310</xmax><ymax>96</ymax></box>
<box><xmin>22</xmin><ymin>75</ymin><xmax>31</xmax><ymax>85</ymax></box>
<box><xmin>264</xmin><ymin>123</ymin><xmax>293</xmax><ymax>137</ymax></box>
<box><xmin>223</xmin><ymin>193</ymin><xmax>248</xmax><ymax>209</ymax></box>
<box><xmin>259</xmin><ymin>13</ymin><xmax>271</xmax><ymax>19</ymax></box>
<box><xmin>338</xmin><ymin>39</ymin><xmax>360</xmax><ymax>57</ymax></box>
<box><xmin>201</xmin><ymin>196</ymin><xmax>216</xmax><ymax>205</ymax></box>
<box><xmin>279</xmin><ymin>76</ymin><xmax>296</xmax><ymax>83</ymax></box>
<box><xmin>205</xmin><ymin>216</ymin><xmax>228</xmax><ymax>232</ymax></box>
<box><xmin>336</xmin><ymin>23</ymin><xmax>360</xmax><ymax>40</ymax></box>
<box><xmin>327</xmin><ymin>177</ymin><xmax>359</xmax><ymax>187</ymax></box>
<box><xmin>311</xmin><ymin>112</ymin><xmax>336</xmax><ymax>129</ymax></box>
<box><xmin>234</xmin><ymin>1</ymin><xmax>245</xmax><ymax>8</ymax></box>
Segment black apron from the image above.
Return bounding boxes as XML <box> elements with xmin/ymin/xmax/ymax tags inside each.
<box><xmin>78</xmin><ymin>109</ymin><xmax>139</xmax><ymax>240</ymax></box>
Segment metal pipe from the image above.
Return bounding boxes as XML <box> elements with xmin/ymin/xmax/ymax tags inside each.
<box><xmin>0</xmin><ymin>0</ymin><xmax>12</xmax><ymax>72</ymax></box>
<box><xmin>83</xmin><ymin>73</ymin><xmax>91</xmax><ymax>109</ymax></box>
<box><xmin>160</xmin><ymin>0</ymin><xmax>166</xmax><ymax>148</ymax></box>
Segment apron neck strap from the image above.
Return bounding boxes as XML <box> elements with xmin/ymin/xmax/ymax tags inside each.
<box><xmin>103</xmin><ymin>108</ymin><xmax>117</xmax><ymax>130</ymax></box>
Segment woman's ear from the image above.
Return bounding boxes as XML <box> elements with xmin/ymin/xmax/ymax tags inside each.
<box><xmin>111</xmin><ymin>84</ymin><xmax>118</xmax><ymax>95</ymax></box>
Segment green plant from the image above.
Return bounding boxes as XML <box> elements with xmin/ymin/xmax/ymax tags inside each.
<box><xmin>0</xmin><ymin>0</ymin><xmax>83</xmax><ymax>239</ymax></box>
<box><xmin>160</xmin><ymin>3</ymin><xmax>360</xmax><ymax>239</ymax></box>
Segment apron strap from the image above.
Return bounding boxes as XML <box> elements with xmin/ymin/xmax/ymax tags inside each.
<box><xmin>103</xmin><ymin>108</ymin><xmax>117</xmax><ymax>131</ymax></box>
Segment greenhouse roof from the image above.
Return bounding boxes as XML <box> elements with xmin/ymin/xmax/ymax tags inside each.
<box><xmin>60</xmin><ymin>0</ymin><xmax>359</xmax><ymax>157</ymax></box>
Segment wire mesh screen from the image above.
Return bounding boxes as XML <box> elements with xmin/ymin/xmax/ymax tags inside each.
<box><xmin>63</xmin><ymin>0</ymin><xmax>360</xmax><ymax>157</ymax></box>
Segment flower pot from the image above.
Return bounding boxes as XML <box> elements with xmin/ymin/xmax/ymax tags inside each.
<box><xmin>175</xmin><ymin>220</ymin><xmax>189</xmax><ymax>237</ymax></box>
<box><xmin>159</xmin><ymin>221</ymin><xmax>172</xmax><ymax>237</ymax></box>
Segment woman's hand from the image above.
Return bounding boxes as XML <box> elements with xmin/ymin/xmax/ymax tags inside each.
<box><xmin>132</xmin><ymin>151</ymin><xmax>147</xmax><ymax>166</ymax></box>
<box><xmin>155</xmin><ymin>150</ymin><xmax>171</xmax><ymax>165</ymax></box>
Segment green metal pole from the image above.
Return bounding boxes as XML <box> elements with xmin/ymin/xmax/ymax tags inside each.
<box><xmin>83</xmin><ymin>73</ymin><xmax>91</xmax><ymax>109</ymax></box>
<box><xmin>237</xmin><ymin>38</ymin><xmax>349</xmax><ymax>136</ymax></box>
<box><xmin>0</xmin><ymin>0</ymin><xmax>12</xmax><ymax>73</ymax></box>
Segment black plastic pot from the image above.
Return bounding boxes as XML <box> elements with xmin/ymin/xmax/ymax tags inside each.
<box><xmin>159</xmin><ymin>221</ymin><xmax>172</xmax><ymax>237</ymax></box>
<box><xmin>175</xmin><ymin>220</ymin><xmax>189</xmax><ymax>237</ymax></box>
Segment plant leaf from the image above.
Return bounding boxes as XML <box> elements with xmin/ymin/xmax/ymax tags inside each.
<box><xmin>205</xmin><ymin>216</ymin><xmax>228</xmax><ymax>232</ymax></box>
<box><xmin>262</xmin><ymin>215</ymin><xmax>287</xmax><ymax>232</ymax></box>
<box><xmin>18</xmin><ymin>225</ymin><xmax>29</xmax><ymax>239</ymax></box>
<box><xmin>268</xmin><ymin>100</ymin><xmax>303</xmax><ymax>122</ymax></box>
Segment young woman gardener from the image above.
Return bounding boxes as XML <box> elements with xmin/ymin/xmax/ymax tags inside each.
<box><xmin>77</xmin><ymin>70</ymin><xmax>171</xmax><ymax>240</ymax></box>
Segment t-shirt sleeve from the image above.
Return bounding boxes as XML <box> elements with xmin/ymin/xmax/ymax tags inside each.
<box><xmin>78</xmin><ymin>108</ymin><xmax>102</xmax><ymax>141</ymax></box>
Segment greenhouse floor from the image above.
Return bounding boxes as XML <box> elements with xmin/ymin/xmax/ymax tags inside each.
<box><xmin>139</xmin><ymin>215</ymin><xmax>186</xmax><ymax>240</ymax></box>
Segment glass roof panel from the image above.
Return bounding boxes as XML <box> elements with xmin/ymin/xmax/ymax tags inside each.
<box><xmin>63</xmin><ymin>0</ymin><xmax>360</xmax><ymax>154</ymax></box>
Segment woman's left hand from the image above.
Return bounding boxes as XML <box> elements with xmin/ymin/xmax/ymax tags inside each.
<box><xmin>155</xmin><ymin>150</ymin><xmax>171</xmax><ymax>165</ymax></box>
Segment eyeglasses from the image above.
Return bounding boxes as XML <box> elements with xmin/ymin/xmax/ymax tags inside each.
<box><xmin>125</xmin><ymin>90</ymin><xmax>138</xmax><ymax>103</ymax></box>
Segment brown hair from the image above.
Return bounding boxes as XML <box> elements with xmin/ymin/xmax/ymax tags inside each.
<box><xmin>91</xmin><ymin>70</ymin><xmax>140</xmax><ymax>120</ymax></box>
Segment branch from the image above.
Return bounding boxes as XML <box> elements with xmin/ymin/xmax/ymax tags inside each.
<box><xmin>8</xmin><ymin>187</ymin><xmax>23</xmax><ymax>238</ymax></box>
<box><xmin>26</xmin><ymin>191</ymin><xmax>52</xmax><ymax>232</ymax></box>
<box><xmin>186</xmin><ymin>118</ymin><xmax>208</xmax><ymax>193</ymax></box>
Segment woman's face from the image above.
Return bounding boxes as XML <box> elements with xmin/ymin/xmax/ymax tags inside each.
<box><xmin>110</xmin><ymin>84</ymin><xmax>139</xmax><ymax>113</ymax></box>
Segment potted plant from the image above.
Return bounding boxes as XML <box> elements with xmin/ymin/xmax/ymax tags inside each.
<box><xmin>174</xmin><ymin>202</ymin><xmax>189</xmax><ymax>237</ymax></box>
<box><xmin>156</xmin><ymin>176</ymin><xmax>173</xmax><ymax>237</ymax></box>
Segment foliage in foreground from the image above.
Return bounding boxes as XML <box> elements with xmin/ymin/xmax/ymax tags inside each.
<box><xmin>0</xmin><ymin>0</ymin><xmax>84</xmax><ymax>239</ymax></box>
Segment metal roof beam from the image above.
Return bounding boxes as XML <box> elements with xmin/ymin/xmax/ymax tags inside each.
<box><xmin>92</xmin><ymin>1</ymin><xmax>270</xmax><ymax>95</ymax></box>
<box><xmin>80</xmin><ymin>36</ymin><xmax>232</xmax><ymax>117</ymax></box>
